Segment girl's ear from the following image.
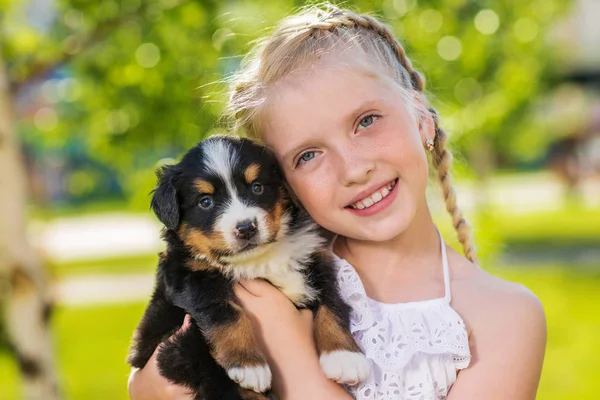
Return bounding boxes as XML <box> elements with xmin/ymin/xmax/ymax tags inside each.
<box><xmin>418</xmin><ymin>109</ymin><xmax>436</xmax><ymax>141</ymax></box>
<box><xmin>411</xmin><ymin>91</ymin><xmax>435</xmax><ymax>142</ymax></box>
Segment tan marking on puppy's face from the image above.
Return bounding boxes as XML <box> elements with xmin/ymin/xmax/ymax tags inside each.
<box><xmin>264</xmin><ymin>188</ymin><xmax>289</xmax><ymax>240</ymax></box>
<box><xmin>205</xmin><ymin>302</ymin><xmax>266</xmax><ymax>368</ymax></box>
<box><xmin>314</xmin><ymin>305</ymin><xmax>362</xmax><ymax>354</ymax></box>
<box><xmin>179</xmin><ymin>223</ymin><xmax>230</xmax><ymax>260</ymax></box>
<box><xmin>243</xmin><ymin>163</ymin><xmax>260</xmax><ymax>184</ymax></box>
<box><xmin>194</xmin><ymin>179</ymin><xmax>214</xmax><ymax>194</ymax></box>
<box><xmin>264</xmin><ymin>201</ymin><xmax>284</xmax><ymax>241</ymax></box>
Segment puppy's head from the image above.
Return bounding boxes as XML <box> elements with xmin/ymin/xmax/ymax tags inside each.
<box><xmin>152</xmin><ymin>135</ymin><xmax>291</xmax><ymax>263</ymax></box>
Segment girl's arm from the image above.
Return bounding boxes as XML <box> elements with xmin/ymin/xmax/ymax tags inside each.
<box><xmin>234</xmin><ymin>280</ymin><xmax>352</xmax><ymax>400</ymax></box>
<box><xmin>447</xmin><ymin>285</ymin><xmax>546</xmax><ymax>400</ymax></box>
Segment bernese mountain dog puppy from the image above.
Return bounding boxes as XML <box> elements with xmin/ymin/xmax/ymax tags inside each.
<box><xmin>127</xmin><ymin>135</ymin><xmax>370</xmax><ymax>400</ymax></box>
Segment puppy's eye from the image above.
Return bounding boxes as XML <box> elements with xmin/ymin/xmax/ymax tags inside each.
<box><xmin>251</xmin><ymin>182</ymin><xmax>263</xmax><ymax>195</ymax></box>
<box><xmin>198</xmin><ymin>196</ymin><xmax>214</xmax><ymax>209</ymax></box>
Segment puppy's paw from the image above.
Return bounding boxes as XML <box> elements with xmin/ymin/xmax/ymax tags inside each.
<box><xmin>320</xmin><ymin>350</ymin><xmax>371</xmax><ymax>385</ymax></box>
<box><xmin>227</xmin><ymin>364</ymin><xmax>272</xmax><ymax>393</ymax></box>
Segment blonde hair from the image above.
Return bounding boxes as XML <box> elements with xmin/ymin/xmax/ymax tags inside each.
<box><xmin>225</xmin><ymin>3</ymin><xmax>477</xmax><ymax>263</ymax></box>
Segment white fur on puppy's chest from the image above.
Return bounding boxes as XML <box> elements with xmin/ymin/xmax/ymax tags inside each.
<box><xmin>220</xmin><ymin>225</ymin><xmax>323</xmax><ymax>306</ymax></box>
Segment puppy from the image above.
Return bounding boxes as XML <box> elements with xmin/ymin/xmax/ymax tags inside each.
<box><xmin>127</xmin><ymin>135</ymin><xmax>370</xmax><ymax>400</ymax></box>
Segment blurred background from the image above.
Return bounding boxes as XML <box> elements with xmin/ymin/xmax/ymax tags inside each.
<box><xmin>0</xmin><ymin>0</ymin><xmax>598</xmax><ymax>399</ymax></box>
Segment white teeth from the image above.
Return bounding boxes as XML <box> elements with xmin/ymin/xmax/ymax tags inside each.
<box><xmin>350</xmin><ymin>180</ymin><xmax>396</xmax><ymax>210</ymax></box>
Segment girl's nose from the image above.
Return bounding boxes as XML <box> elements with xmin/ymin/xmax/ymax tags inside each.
<box><xmin>338</xmin><ymin>147</ymin><xmax>376</xmax><ymax>186</ymax></box>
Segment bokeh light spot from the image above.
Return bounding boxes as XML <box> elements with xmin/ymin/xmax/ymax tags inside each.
<box><xmin>475</xmin><ymin>9</ymin><xmax>500</xmax><ymax>35</ymax></box>
<box><xmin>514</xmin><ymin>18</ymin><xmax>538</xmax><ymax>42</ymax></box>
<box><xmin>437</xmin><ymin>36</ymin><xmax>462</xmax><ymax>61</ymax></box>
<box><xmin>419</xmin><ymin>9</ymin><xmax>443</xmax><ymax>33</ymax></box>
<box><xmin>106</xmin><ymin>110</ymin><xmax>130</xmax><ymax>134</ymax></box>
<box><xmin>135</xmin><ymin>43</ymin><xmax>161</xmax><ymax>68</ymax></box>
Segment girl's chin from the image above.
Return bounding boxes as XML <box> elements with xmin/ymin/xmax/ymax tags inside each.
<box><xmin>338</xmin><ymin>219</ymin><xmax>411</xmax><ymax>242</ymax></box>
<box><xmin>349</xmin><ymin>208</ymin><xmax>414</xmax><ymax>239</ymax></box>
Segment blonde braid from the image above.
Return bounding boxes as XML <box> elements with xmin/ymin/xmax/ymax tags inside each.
<box><xmin>315</xmin><ymin>8</ymin><xmax>478</xmax><ymax>263</ymax></box>
<box><xmin>429</xmin><ymin>109</ymin><xmax>478</xmax><ymax>264</ymax></box>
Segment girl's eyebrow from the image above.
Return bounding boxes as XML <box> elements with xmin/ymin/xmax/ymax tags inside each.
<box><xmin>344</xmin><ymin>99</ymin><xmax>380</xmax><ymax>125</ymax></box>
<box><xmin>282</xmin><ymin>142</ymin><xmax>310</xmax><ymax>165</ymax></box>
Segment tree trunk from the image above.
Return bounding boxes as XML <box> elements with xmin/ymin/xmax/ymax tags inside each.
<box><xmin>0</xmin><ymin>52</ymin><xmax>60</xmax><ymax>399</ymax></box>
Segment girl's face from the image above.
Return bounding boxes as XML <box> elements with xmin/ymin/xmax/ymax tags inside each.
<box><xmin>261</xmin><ymin>61</ymin><xmax>432</xmax><ymax>242</ymax></box>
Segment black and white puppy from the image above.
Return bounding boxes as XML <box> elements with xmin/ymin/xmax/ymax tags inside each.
<box><xmin>127</xmin><ymin>135</ymin><xmax>370</xmax><ymax>400</ymax></box>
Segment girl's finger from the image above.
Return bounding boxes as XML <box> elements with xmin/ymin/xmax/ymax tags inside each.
<box><xmin>233</xmin><ymin>282</ymin><xmax>254</xmax><ymax>302</ymax></box>
<box><xmin>300</xmin><ymin>309</ymin><xmax>315</xmax><ymax>329</ymax></box>
<box><xmin>241</xmin><ymin>279</ymin><xmax>277</xmax><ymax>296</ymax></box>
<box><xmin>168</xmin><ymin>314</ymin><xmax>192</xmax><ymax>343</ymax></box>
<box><xmin>181</xmin><ymin>314</ymin><xmax>192</xmax><ymax>330</ymax></box>
<box><xmin>234</xmin><ymin>279</ymin><xmax>280</xmax><ymax>300</ymax></box>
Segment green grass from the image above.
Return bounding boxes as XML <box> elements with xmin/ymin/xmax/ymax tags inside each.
<box><xmin>492</xmin><ymin>265</ymin><xmax>600</xmax><ymax>400</ymax></box>
<box><xmin>490</xmin><ymin>205</ymin><xmax>600</xmax><ymax>246</ymax></box>
<box><xmin>1</xmin><ymin>265</ymin><xmax>598</xmax><ymax>399</ymax></box>
<box><xmin>0</xmin><ymin>302</ymin><xmax>147</xmax><ymax>400</ymax></box>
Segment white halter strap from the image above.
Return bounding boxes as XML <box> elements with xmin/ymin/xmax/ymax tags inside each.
<box><xmin>438</xmin><ymin>228</ymin><xmax>451</xmax><ymax>302</ymax></box>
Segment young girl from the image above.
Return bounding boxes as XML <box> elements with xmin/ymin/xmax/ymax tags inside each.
<box><xmin>128</xmin><ymin>4</ymin><xmax>546</xmax><ymax>399</ymax></box>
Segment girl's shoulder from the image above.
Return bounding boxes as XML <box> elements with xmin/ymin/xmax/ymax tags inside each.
<box><xmin>446</xmin><ymin>246</ymin><xmax>546</xmax><ymax>342</ymax></box>
<box><xmin>441</xmin><ymin>246</ymin><xmax>546</xmax><ymax>397</ymax></box>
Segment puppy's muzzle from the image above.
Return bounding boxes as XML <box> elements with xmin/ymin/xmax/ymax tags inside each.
<box><xmin>234</xmin><ymin>219</ymin><xmax>258</xmax><ymax>241</ymax></box>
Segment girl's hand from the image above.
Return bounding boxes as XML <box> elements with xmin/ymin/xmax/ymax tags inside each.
<box><xmin>128</xmin><ymin>315</ymin><xmax>194</xmax><ymax>400</ymax></box>
<box><xmin>234</xmin><ymin>279</ymin><xmax>351</xmax><ymax>400</ymax></box>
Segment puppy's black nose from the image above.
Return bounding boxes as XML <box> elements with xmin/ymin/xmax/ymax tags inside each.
<box><xmin>235</xmin><ymin>219</ymin><xmax>257</xmax><ymax>240</ymax></box>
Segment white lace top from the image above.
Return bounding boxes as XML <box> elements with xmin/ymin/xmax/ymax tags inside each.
<box><xmin>333</xmin><ymin>231</ymin><xmax>471</xmax><ymax>400</ymax></box>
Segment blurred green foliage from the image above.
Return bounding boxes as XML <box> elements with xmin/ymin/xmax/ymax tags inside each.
<box><xmin>1</xmin><ymin>0</ymin><xmax>572</xmax><ymax>208</ymax></box>
<box><xmin>1</xmin><ymin>264</ymin><xmax>598</xmax><ymax>399</ymax></box>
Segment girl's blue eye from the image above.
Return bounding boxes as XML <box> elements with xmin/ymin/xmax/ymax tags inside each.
<box><xmin>198</xmin><ymin>196</ymin><xmax>214</xmax><ymax>210</ymax></box>
<box><xmin>359</xmin><ymin>115</ymin><xmax>375</xmax><ymax>129</ymax></box>
<box><xmin>297</xmin><ymin>151</ymin><xmax>316</xmax><ymax>166</ymax></box>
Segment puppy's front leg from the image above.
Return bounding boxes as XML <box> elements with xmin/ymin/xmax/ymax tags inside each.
<box><xmin>171</xmin><ymin>275</ymin><xmax>271</xmax><ymax>393</ymax></box>
<box><xmin>308</xmin><ymin>252</ymin><xmax>371</xmax><ymax>385</ymax></box>
<box><xmin>313</xmin><ymin>303</ymin><xmax>370</xmax><ymax>385</ymax></box>
<box><xmin>128</xmin><ymin>282</ymin><xmax>185</xmax><ymax>369</ymax></box>
<box><xmin>205</xmin><ymin>301</ymin><xmax>272</xmax><ymax>393</ymax></box>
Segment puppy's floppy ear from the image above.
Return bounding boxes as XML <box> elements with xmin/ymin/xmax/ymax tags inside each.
<box><xmin>151</xmin><ymin>165</ymin><xmax>180</xmax><ymax>230</ymax></box>
<box><xmin>262</xmin><ymin>146</ymin><xmax>303</xmax><ymax>209</ymax></box>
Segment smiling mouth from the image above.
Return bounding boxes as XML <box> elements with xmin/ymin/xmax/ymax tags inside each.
<box><xmin>347</xmin><ymin>178</ymin><xmax>398</xmax><ymax>210</ymax></box>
